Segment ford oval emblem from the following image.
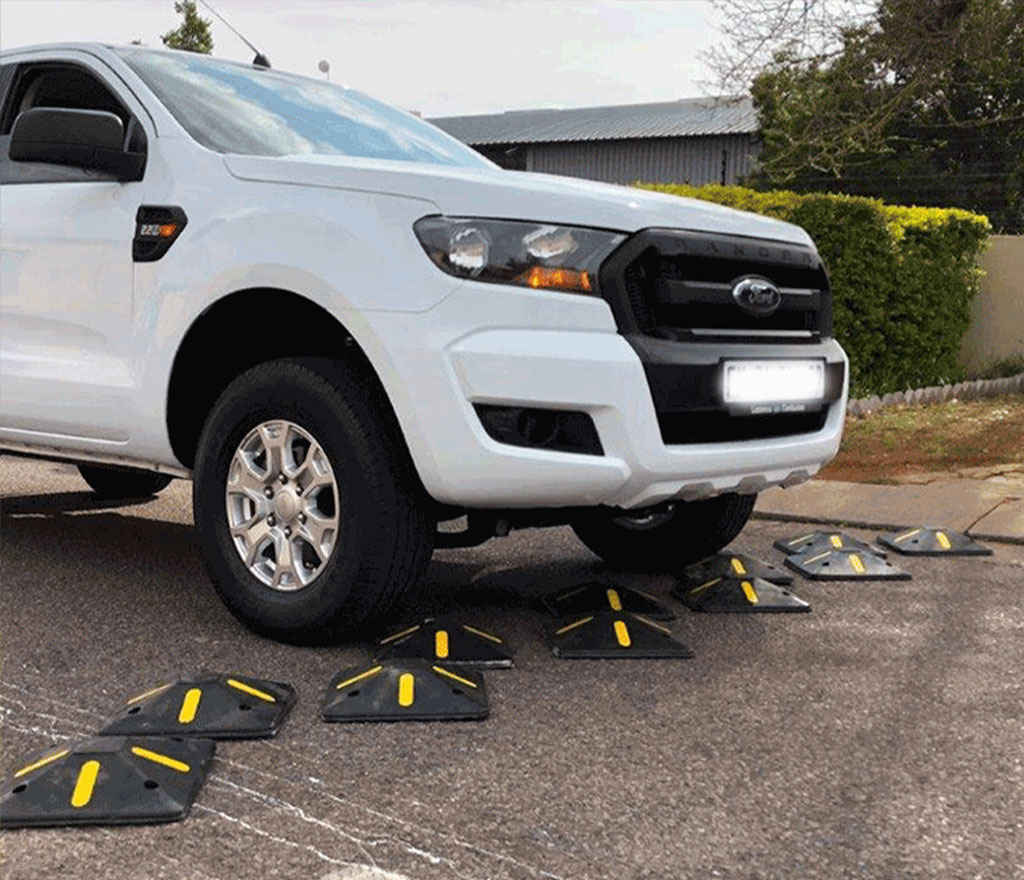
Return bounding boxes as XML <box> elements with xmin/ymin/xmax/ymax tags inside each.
<box><xmin>732</xmin><ymin>276</ymin><xmax>782</xmax><ymax>316</ymax></box>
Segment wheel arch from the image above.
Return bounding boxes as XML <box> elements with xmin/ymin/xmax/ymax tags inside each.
<box><xmin>165</xmin><ymin>287</ymin><xmax>414</xmax><ymax>475</ymax></box>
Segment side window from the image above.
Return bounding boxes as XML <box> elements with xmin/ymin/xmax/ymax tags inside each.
<box><xmin>0</xmin><ymin>61</ymin><xmax>146</xmax><ymax>185</ymax></box>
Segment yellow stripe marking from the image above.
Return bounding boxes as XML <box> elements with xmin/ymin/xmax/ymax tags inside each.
<box><xmin>613</xmin><ymin>620</ymin><xmax>631</xmax><ymax>648</ymax></box>
<box><xmin>555</xmin><ymin>616</ymin><xmax>593</xmax><ymax>636</ymax></box>
<box><xmin>226</xmin><ymin>678</ymin><xmax>276</xmax><ymax>703</ymax></box>
<box><xmin>70</xmin><ymin>760</ymin><xmax>100</xmax><ymax>808</ymax></box>
<box><xmin>432</xmin><ymin>665</ymin><xmax>478</xmax><ymax>689</ymax></box>
<box><xmin>378</xmin><ymin>624</ymin><xmax>420</xmax><ymax>646</ymax></box>
<box><xmin>397</xmin><ymin>673</ymin><xmax>414</xmax><ymax>707</ymax></box>
<box><xmin>788</xmin><ymin>533</ymin><xmax>816</xmax><ymax>546</ymax></box>
<box><xmin>802</xmin><ymin>550</ymin><xmax>831</xmax><ymax>565</ymax></box>
<box><xmin>606</xmin><ymin>589</ymin><xmax>623</xmax><ymax>611</ymax></box>
<box><xmin>554</xmin><ymin>585</ymin><xmax>587</xmax><ymax>601</ymax></box>
<box><xmin>893</xmin><ymin>528</ymin><xmax>921</xmax><ymax>543</ymax></box>
<box><xmin>849</xmin><ymin>554</ymin><xmax>866</xmax><ymax>574</ymax></box>
<box><xmin>335</xmin><ymin>665</ymin><xmax>383</xmax><ymax>691</ymax></box>
<box><xmin>633</xmin><ymin>614</ymin><xmax>671</xmax><ymax>635</ymax></box>
<box><xmin>730</xmin><ymin>557</ymin><xmax>747</xmax><ymax>575</ymax></box>
<box><xmin>125</xmin><ymin>683</ymin><xmax>172</xmax><ymax>705</ymax></box>
<box><xmin>688</xmin><ymin>577</ymin><xmax>721</xmax><ymax>596</ymax></box>
<box><xmin>741</xmin><ymin>580</ymin><xmax>759</xmax><ymax>604</ymax></box>
<box><xmin>15</xmin><ymin>749</ymin><xmax>69</xmax><ymax>778</ymax></box>
<box><xmin>177</xmin><ymin>688</ymin><xmax>201</xmax><ymax>724</ymax></box>
<box><xmin>131</xmin><ymin>746</ymin><xmax>190</xmax><ymax>773</ymax></box>
<box><xmin>830</xmin><ymin>534</ymin><xmax>843</xmax><ymax>548</ymax></box>
<box><xmin>936</xmin><ymin>531</ymin><xmax>952</xmax><ymax>550</ymax></box>
<box><xmin>462</xmin><ymin>624</ymin><xmax>503</xmax><ymax>644</ymax></box>
<box><xmin>434</xmin><ymin>630</ymin><xmax>449</xmax><ymax>659</ymax></box>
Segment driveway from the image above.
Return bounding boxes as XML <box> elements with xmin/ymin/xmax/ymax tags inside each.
<box><xmin>1</xmin><ymin>457</ymin><xmax>1022</xmax><ymax>879</ymax></box>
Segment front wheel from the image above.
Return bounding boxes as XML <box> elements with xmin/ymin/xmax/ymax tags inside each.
<box><xmin>192</xmin><ymin>358</ymin><xmax>434</xmax><ymax>644</ymax></box>
<box><xmin>571</xmin><ymin>493</ymin><xmax>757</xmax><ymax>572</ymax></box>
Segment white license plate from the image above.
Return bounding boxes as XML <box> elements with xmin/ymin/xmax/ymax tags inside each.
<box><xmin>722</xmin><ymin>360</ymin><xmax>825</xmax><ymax>408</ymax></box>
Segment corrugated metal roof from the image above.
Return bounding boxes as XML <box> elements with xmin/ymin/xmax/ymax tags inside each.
<box><xmin>429</xmin><ymin>97</ymin><xmax>758</xmax><ymax>146</ymax></box>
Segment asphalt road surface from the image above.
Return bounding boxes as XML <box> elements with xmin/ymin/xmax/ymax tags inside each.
<box><xmin>1</xmin><ymin>457</ymin><xmax>1022</xmax><ymax>880</ymax></box>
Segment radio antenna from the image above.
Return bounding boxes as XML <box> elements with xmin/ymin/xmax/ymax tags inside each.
<box><xmin>197</xmin><ymin>0</ymin><xmax>271</xmax><ymax>68</ymax></box>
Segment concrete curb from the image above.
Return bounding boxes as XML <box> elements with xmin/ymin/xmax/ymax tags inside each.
<box><xmin>847</xmin><ymin>372</ymin><xmax>1024</xmax><ymax>417</ymax></box>
<box><xmin>751</xmin><ymin>510</ymin><xmax>1024</xmax><ymax>546</ymax></box>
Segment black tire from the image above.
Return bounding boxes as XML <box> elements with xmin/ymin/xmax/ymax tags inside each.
<box><xmin>572</xmin><ymin>492</ymin><xmax>757</xmax><ymax>571</ymax></box>
<box><xmin>192</xmin><ymin>357</ymin><xmax>434</xmax><ymax>644</ymax></box>
<box><xmin>78</xmin><ymin>464</ymin><xmax>172</xmax><ymax>499</ymax></box>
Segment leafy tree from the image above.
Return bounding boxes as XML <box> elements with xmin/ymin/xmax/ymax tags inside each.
<box><xmin>709</xmin><ymin>0</ymin><xmax>1024</xmax><ymax>231</ymax></box>
<box><xmin>161</xmin><ymin>0</ymin><xmax>213</xmax><ymax>54</ymax></box>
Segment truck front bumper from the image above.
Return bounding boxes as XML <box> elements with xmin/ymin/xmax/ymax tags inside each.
<box><xmin>360</xmin><ymin>285</ymin><xmax>848</xmax><ymax>510</ymax></box>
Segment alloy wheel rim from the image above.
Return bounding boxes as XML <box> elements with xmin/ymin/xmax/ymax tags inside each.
<box><xmin>225</xmin><ymin>419</ymin><xmax>339</xmax><ymax>591</ymax></box>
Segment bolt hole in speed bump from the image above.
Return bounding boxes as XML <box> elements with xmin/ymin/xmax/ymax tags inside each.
<box><xmin>541</xmin><ymin>581</ymin><xmax>675</xmax><ymax>620</ymax></box>
<box><xmin>877</xmin><ymin>527</ymin><xmax>993</xmax><ymax>556</ymax></box>
<box><xmin>321</xmin><ymin>660</ymin><xmax>489</xmax><ymax>722</ymax></box>
<box><xmin>673</xmin><ymin>575</ymin><xmax>811</xmax><ymax>613</ymax></box>
<box><xmin>785</xmin><ymin>548</ymin><xmax>911</xmax><ymax>581</ymax></box>
<box><xmin>373</xmin><ymin>617</ymin><xmax>513</xmax><ymax>668</ymax></box>
<box><xmin>98</xmin><ymin>673</ymin><xmax>296</xmax><ymax>739</ymax></box>
<box><xmin>548</xmin><ymin>612</ymin><xmax>693</xmax><ymax>659</ymax></box>
<box><xmin>680</xmin><ymin>552</ymin><xmax>794</xmax><ymax>586</ymax></box>
<box><xmin>0</xmin><ymin>736</ymin><xmax>214</xmax><ymax>828</ymax></box>
<box><xmin>774</xmin><ymin>531</ymin><xmax>887</xmax><ymax>558</ymax></box>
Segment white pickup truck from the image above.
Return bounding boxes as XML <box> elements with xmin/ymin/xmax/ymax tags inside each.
<box><xmin>0</xmin><ymin>44</ymin><xmax>848</xmax><ymax>643</ymax></box>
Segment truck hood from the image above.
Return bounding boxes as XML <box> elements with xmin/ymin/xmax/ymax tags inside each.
<box><xmin>224</xmin><ymin>154</ymin><xmax>814</xmax><ymax>248</ymax></box>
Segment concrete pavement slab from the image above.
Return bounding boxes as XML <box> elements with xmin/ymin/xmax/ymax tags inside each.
<box><xmin>756</xmin><ymin>478</ymin><xmax>1024</xmax><ymax>541</ymax></box>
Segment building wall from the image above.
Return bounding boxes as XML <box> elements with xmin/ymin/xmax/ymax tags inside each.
<box><xmin>519</xmin><ymin>134</ymin><xmax>760</xmax><ymax>185</ymax></box>
<box><xmin>959</xmin><ymin>235</ymin><xmax>1024</xmax><ymax>371</ymax></box>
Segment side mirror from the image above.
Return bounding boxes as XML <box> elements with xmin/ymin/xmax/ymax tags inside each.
<box><xmin>9</xmin><ymin>107</ymin><xmax>145</xmax><ymax>181</ymax></box>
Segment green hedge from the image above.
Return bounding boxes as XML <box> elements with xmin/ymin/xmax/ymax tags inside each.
<box><xmin>635</xmin><ymin>183</ymin><xmax>991</xmax><ymax>397</ymax></box>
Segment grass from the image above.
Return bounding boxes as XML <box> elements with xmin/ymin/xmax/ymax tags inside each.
<box><xmin>820</xmin><ymin>394</ymin><xmax>1024</xmax><ymax>483</ymax></box>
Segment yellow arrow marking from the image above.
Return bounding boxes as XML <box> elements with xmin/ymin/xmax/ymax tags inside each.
<box><xmin>70</xmin><ymin>760</ymin><xmax>100</xmax><ymax>808</ymax></box>
<box><xmin>15</xmin><ymin>749</ymin><xmax>69</xmax><ymax>778</ymax></box>
<box><xmin>936</xmin><ymin>531</ymin><xmax>952</xmax><ymax>550</ymax></box>
<box><xmin>227</xmin><ymin>678</ymin><xmax>276</xmax><ymax>703</ymax></box>
<box><xmin>434</xmin><ymin>630</ymin><xmax>449</xmax><ymax>659</ymax></box>
<box><xmin>606</xmin><ymin>589</ymin><xmax>623</xmax><ymax>611</ymax></box>
<box><xmin>124</xmin><ymin>683</ymin><xmax>172</xmax><ymax>706</ymax></box>
<box><xmin>555</xmin><ymin>616</ymin><xmax>593</xmax><ymax>636</ymax></box>
<box><xmin>730</xmin><ymin>557</ymin><xmax>747</xmax><ymax>575</ymax></box>
<box><xmin>131</xmin><ymin>746</ymin><xmax>190</xmax><ymax>773</ymax></box>
<box><xmin>432</xmin><ymin>665</ymin><xmax>478</xmax><ymax>689</ymax></box>
<box><xmin>177</xmin><ymin>688</ymin><xmax>201</xmax><ymax>724</ymax></box>
<box><xmin>462</xmin><ymin>624</ymin><xmax>503</xmax><ymax>644</ymax></box>
<box><xmin>398</xmin><ymin>673</ymin><xmax>415</xmax><ymax>707</ymax></box>
<box><xmin>849</xmin><ymin>554</ymin><xmax>866</xmax><ymax>574</ymax></box>
<box><xmin>335</xmin><ymin>665</ymin><xmax>383</xmax><ymax>691</ymax></box>
<box><xmin>830</xmin><ymin>534</ymin><xmax>843</xmax><ymax>548</ymax></box>
<box><xmin>378</xmin><ymin>624</ymin><xmax>420</xmax><ymax>646</ymax></box>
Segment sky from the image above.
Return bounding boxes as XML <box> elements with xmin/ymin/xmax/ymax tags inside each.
<box><xmin>0</xmin><ymin>0</ymin><xmax>722</xmax><ymax>117</ymax></box>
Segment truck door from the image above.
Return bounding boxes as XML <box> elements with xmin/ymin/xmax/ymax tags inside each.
<box><xmin>0</xmin><ymin>53</ymin><xmax>152</xmax><ymax>444</ymax></box>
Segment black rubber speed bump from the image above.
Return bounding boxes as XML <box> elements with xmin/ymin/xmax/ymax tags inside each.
<box><xmin>681</xmin><ymin>552</ymin><xmax>793</xmax><ymax>587</ymax></box>
<box><xmin>549</xmin><ymin>612</ymin><xmax>693</xmax><ymax>659</ymax></box>
<box><xmin>877</xmin><ymin>527</ymin><xmax>993</xmax><ymax>557</ymax></box>
<box><xmin>673</xmin><ymin>575</ymin><xmax>810</xmax><ymax>613</ymax></box>
<box><xmin>774</xmin><ymin>530</ymin><xmax>885</xmax><ymax>557</ymax></box>
<box><xmin>785</xmin><ymin>548</ymin><xmax>910</xmax><ymax>581</ymax></box>
<box><xmin>99</xmin><ymin>674</ymin><xmax>296</xmax><ymax>739</ymax></box>
<box><xmin>0</xmin><ymin>736</ymin><xmax>214</xmax><ymax>828</ymax></box>
<box><xmin>541</xmin><ymin>581</ymin><xmax>675</xmax><ymax>621</ymax></box>
<box><xmin>322</xmin><ymin>660</ymin><xmax>488</xmax><ymax>722</ymax></box>
<box><xmin>374</xmin><ymin>618</ymin><xmax>513</xmax><ymax>668</ymax></box>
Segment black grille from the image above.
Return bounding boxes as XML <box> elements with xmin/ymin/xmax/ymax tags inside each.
<box><xmin>658</xmin><ymin>410</ymin><xmax>829</xmax><ymax>445</ymax></box>
<box><xmin>600</xmin><ymin>229</ymin><xmax>832</xmax><ymax>341</ymax></box>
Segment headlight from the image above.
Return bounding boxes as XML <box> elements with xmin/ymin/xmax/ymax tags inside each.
<box><xmin>413</xmin><ymin>216</ymin><xmax>626</xmax><ymax>295</ymax></box>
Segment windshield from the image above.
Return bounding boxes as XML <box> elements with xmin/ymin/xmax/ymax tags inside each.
<box><xmin>117</xmin><ymin>49</ymin><xmax>491</xmax><ymax>168</ymax></box>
